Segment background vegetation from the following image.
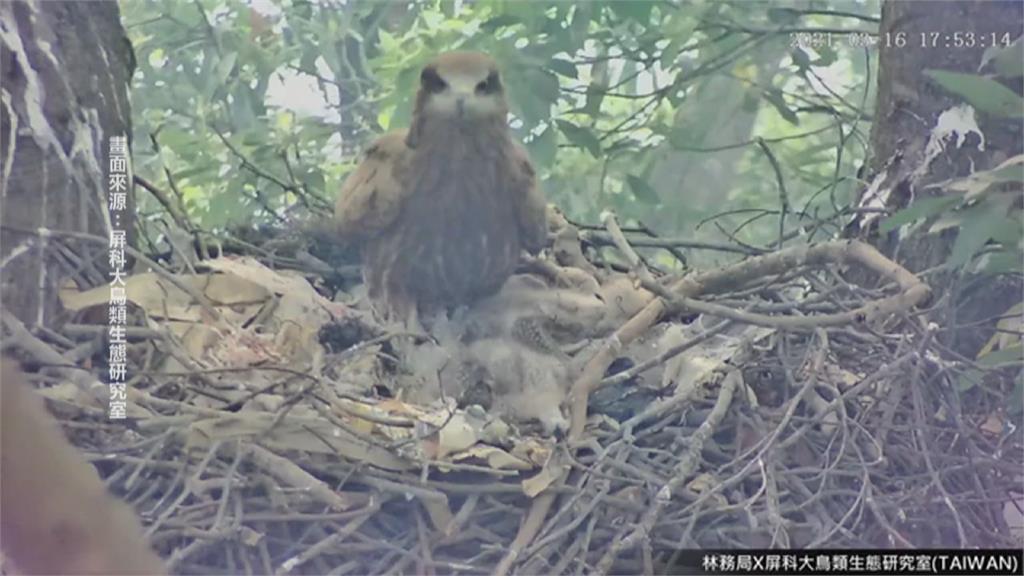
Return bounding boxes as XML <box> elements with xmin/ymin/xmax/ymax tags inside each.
<box><xmin>123</xmin><ymin>0</ymin><xmax>879</xmax><ymax>267</ymax></box>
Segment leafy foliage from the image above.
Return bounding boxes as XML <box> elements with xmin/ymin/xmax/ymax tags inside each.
<box><xmin>880</xmin><ymin>152</ymin><xmax>1023</xmax><ymax>275</ymax></box>
<box><xmin>925</xmin><ymin>70</ymin><xmax>1024</xmax><ymax>119</ymax></box>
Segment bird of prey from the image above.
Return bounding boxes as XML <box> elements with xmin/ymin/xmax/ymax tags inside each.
<box><xmin>334</xmin><ymin>51</ymin><xmax>548</xmax><ymax>327</ymax></box>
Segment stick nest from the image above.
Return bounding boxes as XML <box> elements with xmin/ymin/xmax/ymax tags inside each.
<box><xmin>4</xmin><ymin>211</ymin><xmax>1021</xmax><ymax>575</ymax></box>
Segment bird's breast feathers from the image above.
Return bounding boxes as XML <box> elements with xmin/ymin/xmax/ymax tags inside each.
<box><xmin>386</xmin><ymin>134</ymin><xmax>524</xmax><ymax>303</ymax></box>
<box><xmin>334</xmin><ymin>51</ymin><xmax>545</xmax><ymax>311</ymax></box>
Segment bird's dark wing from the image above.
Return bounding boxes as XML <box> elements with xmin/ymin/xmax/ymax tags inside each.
<box><xmin>508</xmin><ymin>141</ymin><xmax>548</xmax><ymax>254</ymax></box>
<box><xmin>334</xmin><ymin>130</ymin><xmax>412</xmax><ymax>240</ymax></box>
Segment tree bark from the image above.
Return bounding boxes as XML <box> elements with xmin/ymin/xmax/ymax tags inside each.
<box><xmin>852</xmin><ymin>0</ymin><xmax>1023</xmax><ymax>355</ymax></box>
<box><xmin>1</xmin><ymin>0</ymin><xmax>135</xmax><ymax>328</ymax></box>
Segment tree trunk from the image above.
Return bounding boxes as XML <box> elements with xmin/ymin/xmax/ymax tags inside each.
<box><xmin>852</xmin><ymin>0</ymin><xmax>1023</xmax><ymax>355</ymax></box>
<box><xmin>1</xmin><ymin>0</ymin><xmax>135</xmax><ymax>328</ymax></box>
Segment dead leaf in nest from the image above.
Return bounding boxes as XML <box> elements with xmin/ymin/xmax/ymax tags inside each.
<box><xmin>979</xmin><ymin>302</ymin><xmax>1023</xmax><ymax>357</ymax></box>
<box><xmin>660</xmin><ymin>323</ymin><xmax>775</xmax><ymax>395</ymax></box>
<box><xmin>164</xmin><ymin>320</ymin><xmax>219</xmax><ymax>359</ymax></box>
<box><xmin>451</xmin><ymin>446</ymin><xmax>533</xmax><ymax>470</ymax></box>
<box><xmin>420</xmin><ymin>496</ymin><xmax>455</xmax><ymax>532</ymax></box>
<box><xmin>687</xmin><ymin>473</ymin><xmax>727</xmax><ymax>506</ymax></box>
<box><xmin>164</xmin><ymin>322</ymin><xmax>287</xmax><ymax>369</ymax></box>
<box><xmin>238</xmin><ymin>526</ymin><xmax>264</xmax><ymax>547</ymax></box>
<box><xmin>189</xmin><ymin>414</ymin><xmax>282</xmax><ymax>441</ymax></box>
<box><xmin>437</xmin><ymin>415</ymin><xmax>482</xmax><ymax>456</ymax></box>
<box><xmin>274</xmin><ymin>322</ymin><xmax>322</xmax><ymax>369</ymax></box>
<box><xmin>806</xmin><ymin>390</ymin><xmax>839</xmax><ymax>435</ymax></box>
<box><xmin>206</xmin><ymin>257</ymin><xmax>322</xmax><ymax>303</ymax></box>
<box><xmin>942</xmin><ymin>153</ymin><xmax>1024</xmax><ymax>200</ymax></box>
<box><xmin>377</xmin><ymin>397</ymin><xmax>427</xmax><ymax>417</ymax></box>
<box><xmin>36</xmin><ymin>381</ymin><xmax>92</xmax><ymax>405</ymax></box>
<box><xmin>60</xmin><ymin>272</ymin><xmax>266</xmax><ymax>325</ymax></box>
<box><xmin>206</xmin><ymin>257</ymin><xmax>347</xmax><ymax>367</ymax></box>
<box><xmin>687</xmin><ymin>472</ymin><xmax>714</xmax><ymax>493</ymax></box>
<box><xmin>479</xmin><ymin>417</ymin><xmax>513</xmax><ymax>446</ymax></box>
<box><xmin>210</xmin><ymin>326</ymin><xmax>284</xmax><ymax>367</ymax></box>
<box><xmin>825</xmin><ymin>364</ymin><xmax>861</xmax><ymax>389</ymax></box>
<box><xmin>328</xmin><ymin>397</ymin><xmax>397</xmax><ymax>436</ymax></box>
<box><xmin>61</xmin><ymin>259</ymin><xmax>345</xmax><ymax>371</ymax></box>
<box><xmin>355</xmin><ymin>399</ymin><xmax>545</xmax><ymax>471</ymax></box>
<box><xmin>979</xmin><ymin>413</ymin><xmax>1004</xmax><ymax>436</ymax></box>
<box><xmin>415</xmin><ymin>409</ymin><xmax>487</xmax><ymax>460</ymax></box>
<box><xmin>510</xmin><ymin>438</ymin><xmax>554</xmax><ymax>467</ymax></box>
<box><xmin>522</xmin><ymin>452</ymin><xmax>567</xmax><ymax>498</ymax></box>
<box><xmin>612</xmin><ymin>485</ymin><xmax>645</xmax><ymax>506</ymax></box>
<box><xmin>188</xmin><ymin>413</ymin><xmax>412</xmax><ymax>471</ymax></box>
<box><xmin>36</xmin><ymin>380</ymin><xmax>139</xmax><ymax>415</ymax></box>
<box><xmin>205</xmin><ymin>256</ymin><xmax>346</xmax><ymax>323</ymax></box>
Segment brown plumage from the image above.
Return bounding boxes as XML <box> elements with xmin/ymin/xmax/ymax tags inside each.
<box><xmin>335</xmin><ymin>51</ymin><xmax>547</xmax><ymax>325</ymax></box>
<box><xmin>1</xmin><ymin>359</ymin><xmax>165</xmax><ymax>574</ymax></box>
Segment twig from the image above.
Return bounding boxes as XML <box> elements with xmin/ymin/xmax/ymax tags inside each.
<box><xmin>0</xmin><ymin>224</ymin><xmax>222</xmax><ymax>321</ymax></box>
<box><xmin>595</xmin><ymin>368</ymin><xmax>740</xmax><ymax>573</ymax></box>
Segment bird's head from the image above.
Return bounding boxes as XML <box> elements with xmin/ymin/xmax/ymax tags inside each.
<box><xmin>416</xmin><ymin>51</ymin><xmax>507</xmax><ymax>122</ymax></box>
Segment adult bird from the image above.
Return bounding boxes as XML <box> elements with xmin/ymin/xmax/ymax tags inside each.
<box><xmin>335</xmin><ymin>51</ymin><xmax>548</xmax><ymax>327</ymax></box>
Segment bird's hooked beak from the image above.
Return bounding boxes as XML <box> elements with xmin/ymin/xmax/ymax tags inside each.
<box><xmin>449</xmin><ymin>80</ymin><xmax>474</xmax><ymax>120</ymax></box>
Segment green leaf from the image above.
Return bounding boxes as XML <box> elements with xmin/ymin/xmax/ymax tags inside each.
<box><xmin>812</xmin><ymin>46</ymin><xmax>838</xmax><ymax>68</ymax></box>
<box><xmin>215</xmin><ymin>51</ymin><xmax>238</xmax><ymax>84</ymax></box>
<box><xmin>956</xmin><ymin>367</ymin><xmax>984</xmax><ymax>391</ymax></box>
<box><xmin>612</xmin><ymin>0</ymin><xmax>655</xmax><ymax>23</ymax></box>
<box><xmin>231</xmin><ymin>88</ymin><xmax>258</xmax><ymax>131</ymax></box>
<box><xmin>378</xmin><ymin>29</ymin><xmax>400</xmax><ymax>53</ymax></box>
<box><xmin>924</xmin><ymin>69</ymin><xmax>1024</xmax><ymax>118</ymax></box>
<box><xmin>879</xmin><ymin>195</ymin><xmax>961</xmax><ymax>233</ymax></box>
<box><xmin>1009</xmin><ymin>370</ymin><xmax>1024</xmax><ymax>414</ymax></box>
<box><xmin>980</xmin><ymin>251</ymin><xmax>1024</xmax><ymax>275</ymax></box>
<box><xmin>661</xmin><ymin>9</ymin><xmax>698</xmax><ymax>67</ymax></box>
<box><xmin>206</xmin><ymin>185</ymin><xmax>250</xmax><ymax>229</ymax></box>
<box><xmin>159</xmin><ymin>127</ymin><xmax>196</xmax><ymax>150</ymax></box>
<box><xmin>556</xmin><ymin>120</ymin><xmax>602</xmax><ymax>158</ymax></box>
<box><xmin>660</xmin><ymin>38</ymin><xmax>682</xmax><ymax>69</ymax></box>
<box><xmin>790</xmin><ymin>48</ymin><xmax>811</xmax><ymax>73</ymax></box>
<box><xmin>626</xmin><ymin>174</ymin><xmax>659</xmax><ymax>204</ymax></box>
<box><xmin>507</xmin><ymin>68</ymin><xmax>559</xmax><ymax>126</ymax></box>
<box><xmin>148</xmin><ymin>47</ymin><xmax>167</xmax><ymax>69</ymax></box>
<box><xmin>981</xmin><ymin>39</ymin><xmax>1023</xmax><ymax>79</ymax></box>
<box><xmin>302</xmin><ymin>169</ymin><xmax>326</xmax><ymax>195</ymax></box>
<box><xmin>547</xmin><ymin>58</ymin><xmax>578</xmax><ymax>79</ymax></box>
<box><xmin>569</xmin><ymin>3</ymin><xmax>590</xmax><ymax>44</ymax></box>
<box><xmin>953</xmin><ymin>345</ymin><xmax>1021</xmax><ymax>391</ymax></box>
<box><xmin>582</xmin><ymin>58</ymin><xmax>609</xmax><ymax>116</ymax></box>
<box><xmin>978</xmin><ymin>345</ymin><xmax>1024</xmax><ymax>368</ymax></box>
<box><xmin>986</xmin><ymin>211</ymin><xmax>1023</xmax><ymax>247</ymax></box>
<box><xmin>173</xmin><ymin>162</ymin><xmax>218</xmax><ymax>182</ymax></box>
<box><xmin>526</xmin><ymin>125</ymin><xmax>558</xmax><ymax>169</ymax></box>
<box><xmin>763</xmin><ymin>88</ymin><xmax>799</xmax><ymax>125</ymax></box>
<box><xmin>582</xmin><ymin>83</ymin><xmax>605</xmax><ymax>116</ymax></box>
<box><xmin>950</xmin><ymin>340</ymin><xmax>1024</xmax><ymax>389</ymax></box>
<box><xmin>620</xmin><ymin>59</ymin><xmax>638</xmax><ymax>96</ymax></box>
<box><xmin>387</xmin><ymin>88</ymin><xmax>416</xmax><ymax>130</ymax></box>
<box><xmin>947</xmin><ymin>200</ymin><xmax>1004</xmax><ymax>268</ymax></box>
<box><xmin>767</xmin><ymin>7</ymin><xmax>799</xmax><ymax>24</ymax></box>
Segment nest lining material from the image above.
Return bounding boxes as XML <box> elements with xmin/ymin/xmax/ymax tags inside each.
<box><xmin>4</xmin><ymin>211</ymin><xmax>1021</xmax><ymax>575</ymax></box>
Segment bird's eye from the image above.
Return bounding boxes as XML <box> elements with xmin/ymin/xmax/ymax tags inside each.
<box><xmin>475</xmin><ymin>71</ymin><xmax>501</xmax><ymax>95</ymax></box>
<box><xmin>421</xmin><ymin>67</ymin><xmax>447</xmax><ymax>94</ymax></box>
